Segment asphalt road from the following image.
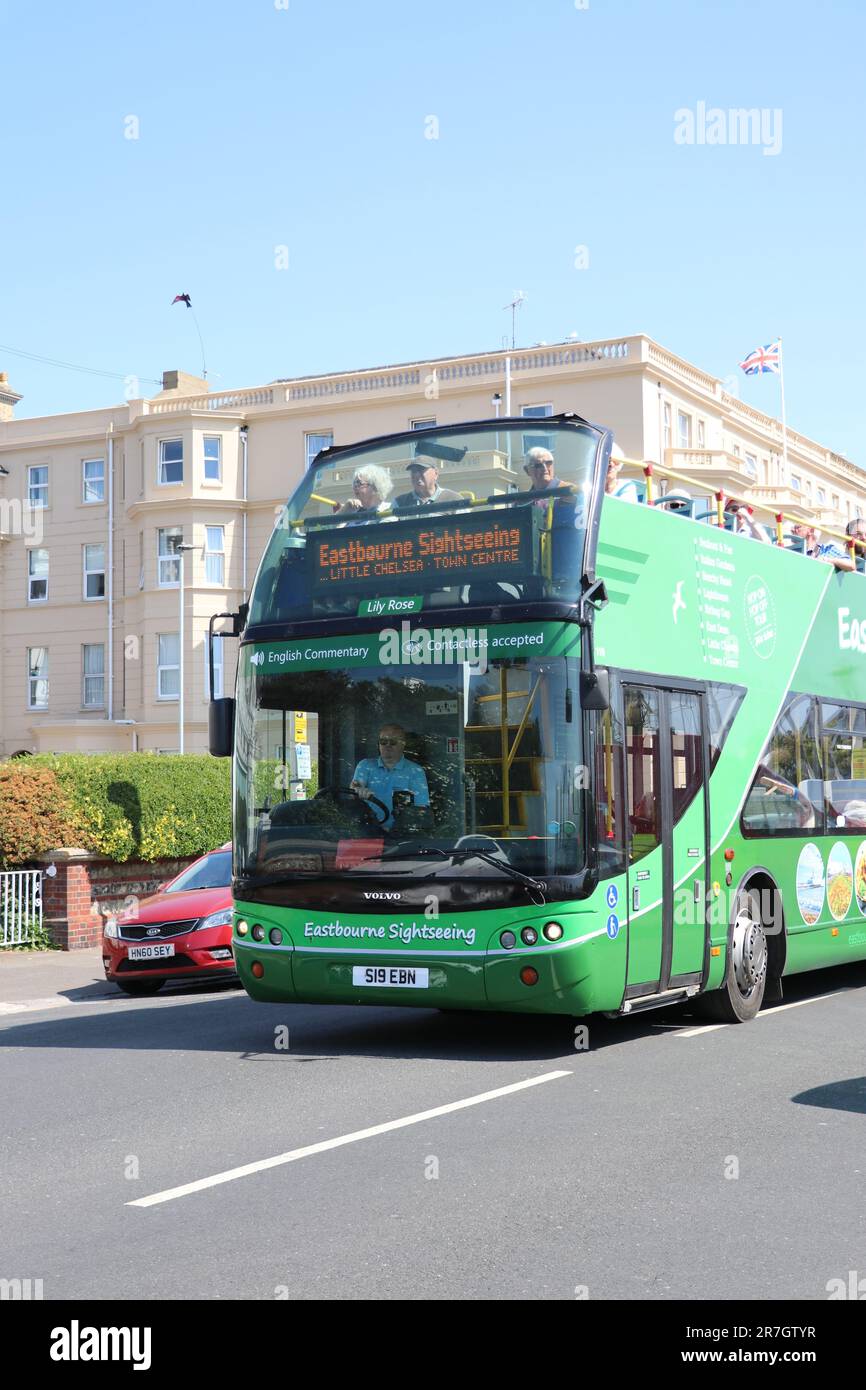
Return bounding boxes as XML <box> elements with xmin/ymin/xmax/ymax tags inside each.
<box><xmin>2</xmin><ymin>963</ymin><xmax>866</xmax><ymax>1301</ymax></box>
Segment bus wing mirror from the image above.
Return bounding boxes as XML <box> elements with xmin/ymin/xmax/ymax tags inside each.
<box><xmin>209</xmin><ymin>698</ymin><xmax>235</xmax><ymax>758</ymax></box>
<box><xmin>580</xmin><ymin>668</ymin><xmax>610</xmax><ymax>712</ymax></box>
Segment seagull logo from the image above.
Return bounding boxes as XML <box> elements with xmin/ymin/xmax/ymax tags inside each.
<box><xmin>672</xmin><ymin>582</ymin><xmax>686</xmax><ymax>625</ymax></box>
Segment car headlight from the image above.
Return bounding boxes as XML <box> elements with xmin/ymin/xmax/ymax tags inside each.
<box><xmin>103</xmin><ymin>917</ymin><xmax>120</xmax><ymax>940</ymax></box>
<box><xmin>197</xmin><ymin>907</ymin><xmax>234</xmax><ymax>932</ymax></box>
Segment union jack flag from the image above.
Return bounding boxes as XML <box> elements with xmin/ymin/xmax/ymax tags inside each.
<box><xmin>739</xmin><ymin>340</ymin><xmax>781</xmax><ymax>376</ymax></box>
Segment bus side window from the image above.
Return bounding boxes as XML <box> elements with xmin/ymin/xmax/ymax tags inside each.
<box><xmin>625</xmin><ymin>688</ymin><xmax>662</xmax><ymax>863</ymax></box>
<box><xmin>594</xmin><ymin>706</ymin><xmax>625</xmax><ymax>877</ymax></box>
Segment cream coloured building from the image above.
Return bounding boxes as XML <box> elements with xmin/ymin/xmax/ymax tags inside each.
<box><xmin>0</xmin><ymin>334</ymin><xmax>864</xmax><ymax>757</ymax></box>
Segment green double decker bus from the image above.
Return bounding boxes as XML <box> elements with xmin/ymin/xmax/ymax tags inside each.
<box><xmin>208</xmin><ymin>415</ymin><xmax>866</xmax><ymax>1024</ymax></box>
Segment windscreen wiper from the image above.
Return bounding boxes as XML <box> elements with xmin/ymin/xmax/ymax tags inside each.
<box><xmin>379</xmin><ymin>844</ymin><xmax>546</xmax><ymax>897</ymax></box>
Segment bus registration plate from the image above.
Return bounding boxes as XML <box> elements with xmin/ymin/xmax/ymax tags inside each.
<box><xmin>352</xmin><ymin>966</ymin><xmax>429</xmax><ymax>989</ymax></box>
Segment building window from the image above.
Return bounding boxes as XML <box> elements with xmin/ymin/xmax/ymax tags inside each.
<box><xmin>158</xmin><ymin>439</ymin><xmax>183</xmax><ymax>485</ymax></box>
<box><xmin>521</xmin><ymin>403</ymin><xmax>554</xmax><ymax>453</ymax></box>
<box><xmin>697</xmin><ymin>419</ymin><xmax>706</xmax><ymax>450</ymax></box>
<box><xmin>411</xmin><ymin>418</ymin><xmax>436</xmax><ymax>430</ymax></box>
<box><xmin>82</xmin><ymin>458</ymin><xmax>105</xmax><ymax>503</ymax></box>
<box><xmin>817</xmin><ymin>487</ymin><xmax>826</xmax><ymax>505</ymax></box>
<box><xmin>205</xmin><ymin>526</ymin><xmax>225</xmax><ymax>585</ymax></box>
<box><xmin>205</xmin><ymin>634</ymin><xmax>224</xmax><ymax>699</ymax></box>
<box><xmin>82</xmin><ymin>644</ymin><xmax>105</xmax><ymax>708</ymax></box>
<box><xmin>832</xmin><ymin>493</ymin><xmax>840</xmax><ymax>510</ymax></box>
<box><xmin>791</xmin><ymin>474</ymin><xmax>801</xmax><ymax>492</ymax></box>
<box><xmin>677</xmin><ymin>411</ymin><xmax>691</xmax><ymax>449</ymax></box>
<box><xmin>732</xmin><ymin>444</ymin><xmax>741</xmax><ymax>457</ymax></box>
<box><xmin>138</xmin><ymin>531</ymin><xmax>145</xmax><ymax>590</ymax></box>
<box><xmin>663</xmin><ymin>402</ymin><xmax>672</xmax><ymax>449</ymax></box>
<box><xmin>157</xmin><ymin>634</ymin><xmax>180</xmax><ymax>700</ymax></box>
<box><xmin>305</xmin><ymin>432</ymin><xmax>333</xmax><ymax>471</ymax></box>
<box><xmin>27</xmin><ymin>548</ymin><xmax>49</xmax><ymax>603</ymax></box>
<box><xmin>744</xmin><ymin>453</ymin><xmax>757</xmax><ymax>478</ymax></box>
<box><xmin>203</xmin><ymin>435</ymin><xmax>222</xmax><ymax>482</ymax></box>
<box><xmin>28</xmin><ymin>465</ymin><xmax>48</xmax><ymax>508</ymax></box>
<box><xmin>28</xmin><ymin>648</ymin><xmax>48</xmax><ymax>709</ymax></box>
<box><xmin>83</xmin><ymin>543</ymin><xmax>106</xmax><ymax>600</ymax></box>
<box><xmin>158</xmin><ymin>527</ymin><xmax>182</xmax><ymax>587</ymax></box>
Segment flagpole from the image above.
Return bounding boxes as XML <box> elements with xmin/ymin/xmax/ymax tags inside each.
<box><xmin>778</xmin><ymin>336</ymin><xmax>788</xmax><ymax>483</ymax></box>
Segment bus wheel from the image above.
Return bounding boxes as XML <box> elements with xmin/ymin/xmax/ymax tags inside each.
<box><xmin>701</xmin><ymin>887</ymin><xmax>767</xmax><ymax>1023</ymax></box>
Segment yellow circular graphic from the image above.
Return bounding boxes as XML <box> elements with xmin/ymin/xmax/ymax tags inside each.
<box><xmin>827</xmin><ymin>841</ymin><xmax>854</xmax><ymax>922</ymax></box>
<box><xmin>855</xmin><ymin>842</ymin><xmax>866</xmax><ymax>917</ymax></box>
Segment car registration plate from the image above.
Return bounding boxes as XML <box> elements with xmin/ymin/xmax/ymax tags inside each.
<box><xmin>128</xmin><ymin>944</ymin><xmax>176</xmax><ymax>961</ymax></box>
<box><xmin>352</xmin><ymin>965</ymin><xmax>429</xmax><ymax>989</ymax></box>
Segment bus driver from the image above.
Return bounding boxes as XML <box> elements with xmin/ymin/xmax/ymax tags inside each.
<box><xmin>351</xmin><ymin>724</ymin><xmax>430</xmax><ymax>829</ymax></box>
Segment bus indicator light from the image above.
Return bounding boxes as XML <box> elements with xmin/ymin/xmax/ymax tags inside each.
<box><xmin>520</xmin><ymin>966</ymin><xmax>539</xmax><ymax>986</ymax></box>
<box><xmin>521</xmin><ymin>927</ymin><xmax>538</xmax><ymax>945</ymax></box>
<box><xmin>251</xmin><ymin>924</ymin><xmax>265</xmax><ymax>942</ymax></box>
<box><xmin>251</xmin><ymin>962</ymin><xmax>265</xmax><ymax>979</ymax></box>
<box><xmin>500</xmin><ymin>931</ymin><xmax>516</xmax><ymax>949</ymax></box>
<box><xmin>710</xmin><ymin>946</ymin><xmax>721</xmax><ymax>957</ymax></box>
<box><xmin>269</xmin><ymin>928</ymin><xmax>283</xmax><ymax>945</ymax></box>
<box><xmin>724</xmin><ymin>849</ymin><xmax>735</xmax><ymax>862</ymax></box>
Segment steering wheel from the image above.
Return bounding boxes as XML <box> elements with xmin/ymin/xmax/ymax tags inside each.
<box><xmin>314</xmin><ymin>785</ymin><xmax>391</xmax><ymax>827</ymax></box>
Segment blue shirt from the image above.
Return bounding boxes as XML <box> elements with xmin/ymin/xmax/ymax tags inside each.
<box><xmin>351</xmin><ymin>754</ymin><xmax>430</xmax><ymax>827</ymax></box>
<box><xmin>813</xmin><ymin>541</ymin><xmax>848</xmax><ymax>563</ymax></box>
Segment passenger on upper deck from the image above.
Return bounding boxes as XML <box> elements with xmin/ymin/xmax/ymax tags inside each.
<box><xmin>334</xmin><ymin>464</ymin><xmax>393</xmax><ymax>520</ymax></box>
<box><xmin>724</xmin><ymin>497</ymin><xmax>771</xmax><ymax>544</ymax></box>
<box><xmin>605</xmin><ymin>457</ymin><xmax>640</xmax><ymax>503</ymax></box>
<box><xmin>523</xmin><ymin>447</ymin><xmax>564</xmax><ymax>496</ymax></box>
<box><xmin>791</xmin><ymin>521</ymin><xmax>855</xmax><ymax>572</ymax></box>
<box><xmin>393</xmin><ymin>448</ymin><xmax>462</xmax><ymax>510</ymax></box>
<box><xmin>846</xmin><ymin>518</ymin><xmax>866</xmax><ymax>561</ymax></box>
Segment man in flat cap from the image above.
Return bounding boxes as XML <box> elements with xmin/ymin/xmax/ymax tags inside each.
<box><xmin>393</xmin><ymin>447</ymin><xmax>463</xmax><ymax>510</ymax></box>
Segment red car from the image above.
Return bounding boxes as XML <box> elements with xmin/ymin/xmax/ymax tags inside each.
<box><xmin>102</xmin><ymin>844</ymin><xmax>235</xmax><ymax>996</ymax></box>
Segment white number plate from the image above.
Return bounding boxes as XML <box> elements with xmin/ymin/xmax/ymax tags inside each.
<box><xmin>128</xmin><ymin>944</ymin><xmax>176</xmax><ymax>961</ymax></box>
<box><xmin>352</xmin><ymin>965</ymin><xmax>429</xmax><ymax>989</ymax></box>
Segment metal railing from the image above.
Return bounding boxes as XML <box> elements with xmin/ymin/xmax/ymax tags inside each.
<box><xmin>1</xmin><ymin>870</ymin><xmax>43</xmax><ymax>946</ymax></box>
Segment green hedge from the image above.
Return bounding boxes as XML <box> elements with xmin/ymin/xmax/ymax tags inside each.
<box><xmin>0</xmin><ymin>754</ymin><xmax>231</xmax><ymax>866</ymax></box>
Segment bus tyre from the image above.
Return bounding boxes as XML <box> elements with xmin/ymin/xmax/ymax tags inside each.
<box><xmin>116</xmin><ymin>979</ymin><xmax>165</xmax><ymax>997</ymax></box>
<box><xmin>701</xmin><ymin>887</ymin><xmax>767</xmax><ymax>1023</ymax></box>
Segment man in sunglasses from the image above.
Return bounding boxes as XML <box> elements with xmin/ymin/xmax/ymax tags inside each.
<box><xmin>351</xmin><ymin>724</ymin><xmax>430</xmax><ymax>828</ymax></box>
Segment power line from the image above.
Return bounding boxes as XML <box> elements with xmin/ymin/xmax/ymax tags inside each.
<box><xmin>0</xmin><ymin>342</ymin><xmax>162</xmax><ymax>386</ymax></box>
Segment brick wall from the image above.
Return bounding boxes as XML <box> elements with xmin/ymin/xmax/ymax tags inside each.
<box><xmin>37</xmin><ymin>850</ymin><xmax>198</xmax><ymax>950</ymax></box>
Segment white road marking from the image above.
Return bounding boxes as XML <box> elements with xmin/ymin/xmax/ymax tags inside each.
<box><xmin>128</xmin><ymin>1069</ymin><xmax>573</xmax><ymax>1208</ymax></box>
<box><xmin>0</xmin><ymin>998</ymin><xmax>73</xmax><ymax>1015</ymax></box>
<box><xmin>676</xmin><ymin>988</ymin><xmax>858</xmax><ymax>1036</ymax></box>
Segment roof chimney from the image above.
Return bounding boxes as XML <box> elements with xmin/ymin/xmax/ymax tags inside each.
<box><xmin>157</xmin><ymin>369</ymin><xmax>209</xmax><ymax>398</ymax></box>
<box><xmin>0</xmin><ymin>372</ymin><xmax>22</xmax><ymax>422</ymax></box>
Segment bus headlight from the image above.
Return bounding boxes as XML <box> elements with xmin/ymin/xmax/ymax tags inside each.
<box><xmin>521</xmin><ymin>927</ymin><xmax>538</xmax><ymax>945</ymax></box>
<box><xmin>543</xmin><ymin>922</ymin><xmax>563</xmax><ymax>941</ymax></box>
<box><xmin>251</xmin><ymin>924</ymin><xmax>265</xmax><ymax>942</ymax></box>
<box><xmin>236</xmin><ymin>920</ymin><xmax>249</xmax><ymax>936</ymax></box>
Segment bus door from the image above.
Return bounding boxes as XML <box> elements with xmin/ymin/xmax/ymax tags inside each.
<box><xmin>623</xmin><ymin>683</ymin><xmax>708</xmax><ymax>997</ymax></box>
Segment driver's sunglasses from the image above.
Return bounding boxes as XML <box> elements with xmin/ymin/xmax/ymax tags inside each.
<box><xmin>378</xmin><ymin>737</ymin><xmax>402</xmax><ymax>746</ymax></box>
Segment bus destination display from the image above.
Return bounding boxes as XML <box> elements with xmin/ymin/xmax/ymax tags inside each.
<box><xmin>311</xmin><ymin>510</ymin><xmax>536</xmax><ymax>593</ymax></box>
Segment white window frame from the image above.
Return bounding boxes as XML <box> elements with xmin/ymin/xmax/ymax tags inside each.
<box><xmin>817</xmin><ymin>487</ymin><xmax>826</xmax><ymax>505</ymax></box>
<box><xmin>157</xmin><ymin>527</ymin><xmax>182</xmax><ymax>588</ymax></box>
<box><xmin>305</xmin><ymin>431</ymin><xmax>334</xmax><ymax>471</ymax></box>
<box><xmin>203</xmin><ymin>435</ymin><xmax>222</xmax><ymax>483</ymax></box>
<box><xmin>27</xmin><ymin>548</ymin><xmax>49</xmax><ymax>603</ymax></box>
<box><xmin>204</xmin><ymin>526</ymin><xmax>225</xmax><ymax>585</ymax></box>
<box><xmin>82</xmin><ymin>644</ymin><xmax>105</xmax><ymax>709</ymax></box>
<box><xmin>410</xmin><ymin>417</ymin><xmax>437</xmax><ymax>430</ymax></box>
<box><xmin>157</xmin><ymin>633</ymin><xmax>180</xmax><ymax>701</ymax></box>
<box><xmin>27</xmin><ymin>647</ymin><xmax>48</xmax><ymax>710</ymax></box>
<box><xmin>28</xmin><ymin>465</ymin><xmax>48</xmax><ymax>509</ymax></box>
<box><xmin>677</xmin><ymin>411</ymin><xmax>692</xmax><ymax>449</ymax></box>
<box><xmin>663</xmin><ymin>403</ymin><xmax>672</xmax><ymax>450</ymax></box>
<box><xmin>83</xmin><ymin>543</ymin><xmax>106</xmax><ymax>601</ymax></box>
<box><xmin>82</xmin><ymin>457</ymin><xmax>105</xmax><ymax>504</ymax></box>
<box><xmin>791</xmin><ymin>474</ymin><xmax>802</xmax><ymax>492</ymax></box>
<box><xmin>205</xmin><ymin>633</ymin><xmax>224</xmax><ymax>699</ymax></box>
<box><xmin>521</xmin><ymin>404</ymin><xmax>554</xmax><ymax>455</ymax></box>
<box><xmin>697</xmin><ymin>419</ymin><xmax>706</xmax><ymax>450</ymax></box>
<box><xmin>744</xmin><ymin>453</ymin><xmax>757</xmax><ymax>478</ymax></box>
<box><xmin>158</xmin><ymin>438</ymin><xmax>184</xmax><ymax>486</ymax></box>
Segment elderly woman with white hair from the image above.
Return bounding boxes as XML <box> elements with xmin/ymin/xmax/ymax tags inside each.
<box><xmin>335</xmin><ymin>463</ymin><xmax>393</xmax><ymax>521</ymax></box>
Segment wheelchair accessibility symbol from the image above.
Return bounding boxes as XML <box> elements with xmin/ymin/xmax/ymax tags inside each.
<box><xmin>606</xmin><ymin>914</ymin><xmax>619</xmax><ymax>940</ymax></box>
<box><xmin>606</xmin><ymin>885</ymin><xmax>618</xmax><ymax>910</ymax></box>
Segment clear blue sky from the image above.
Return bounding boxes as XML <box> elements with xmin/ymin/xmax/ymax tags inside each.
<box><xmin>2</xmin><ymin>0</ymin><xmax>864</xmax><ymax>460</ymax></box>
